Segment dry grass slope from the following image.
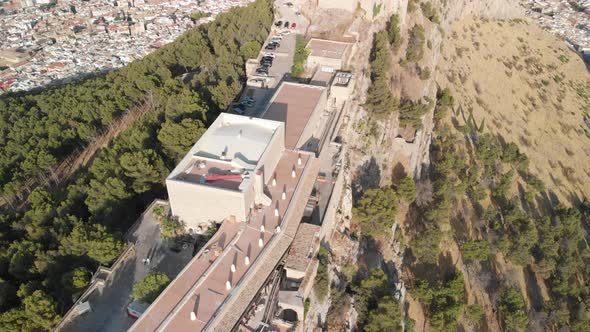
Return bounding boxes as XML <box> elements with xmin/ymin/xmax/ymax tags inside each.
<box><xmin>438</xmin><ymin>17</ymin><xmax>590</xmax><ymax>203</ymax></box>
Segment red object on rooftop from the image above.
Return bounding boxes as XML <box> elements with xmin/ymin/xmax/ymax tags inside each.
<box><xmin>205</xmin><ymin>173</ymin><xmax>242</xmax><ymax>182</ymax></box>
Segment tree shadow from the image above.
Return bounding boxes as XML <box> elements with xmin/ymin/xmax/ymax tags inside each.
<box><xmin>351</xmin><ymin>157</ymin><xmax>381</xmax><ymax>203</ymax></box>
<box><xmin>391</xmin><ymin>162</ymin><xmax>407</xmax><ymax>185</ymax></box>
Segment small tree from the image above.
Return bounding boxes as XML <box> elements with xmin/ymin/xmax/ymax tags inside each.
<box><xmin>160</xmin><ymin>217</ymin><xmax>183</xmax><ymax>239</ymax></box>
<box><xmin>387</xmin><ymin>14</ymin><xmax>403</xmax><ymax>51</ymax></box>
<box><xmin>23</xmin><ymin>290</ymin><xmax>61</xmax><ymax>330</ymax></box>
<box><xmin>396</xmin><ymin>176</ymin><xmax>417</xmax><ymax>204</ymax></box>
<box><xmin>499</xmin><ymin>288</ymin><xmax>528</xmax><ymax>331</ymax></box>
<box><xmin>465</xmin><ymin>304</ymin><xmax>485</xmax><ymax>322</ymax></box>
<box><xmin>291</xmin><ymin>36</ymin><xmax>310</xmax><ymax>77</ymax></box>
<box><xmin>353</xmin><ymin>187</ymin><xmax>398</xmax><ymax>237</ymax></box>
<box><xmin>420</xmin><ymin>67</ymin><xmax>431</xmax><ymax>80</ymax></box>
<box><xmin>364</xmin><ymin>296</ymin><xmax>403</xmax><ymax>332</ymax></box>
<box><xmin>240</xmin><ymin>41</ymin><xmax>261</xmax><ymax>59</ymax></box>
<box><xmin>132</xmin><ymin>272</ymin><xmax>171</xmax><ymax>303</ymax></box>
<box><xmin>406</xmin><ymin>25</ymin><xmax>426</xmax><ymax>62</ymax></box>
<box><xmin>460</xmin><ymin>240</ymin><xmax>490</xmax><ymax>262</ymax></box>
<box><xmin>62</xmin><ymin>267</ymin><xmax>91</xmax><ymax>293</ymax></box>
<box><xmin>313</xmin><ymin>248</ymin><xmax>330</xmax><ymax>302</ymax></box>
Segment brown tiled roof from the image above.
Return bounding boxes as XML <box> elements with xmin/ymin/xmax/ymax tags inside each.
<box><xmin>129</xmin><ymin>151</ymin><xmax>315</xmax><ymax>332</ymax></box>
<box><xmin>285</xmin><ymin>223</ymin><xmax>320</xmax><ymax>273</ymax></box>
<box><xmin>211</xmin><ymin>156</ymin><xmax>320</xmax><ymax>332</ymax></box>
<box><xmin>263</xmin><ymin>83</ymin><xmax>325</xmax><ymax>149</ymax></box>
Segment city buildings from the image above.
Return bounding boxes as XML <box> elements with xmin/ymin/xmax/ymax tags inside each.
<box><xmin>0</xmin><ymin>0</ymin><xmax>254</xmax><ymax>93</ymax></box>
<box><xmin>522</xmin><ymin>0</ymin><xmax>590</xmax><ymax>58</ymax></box>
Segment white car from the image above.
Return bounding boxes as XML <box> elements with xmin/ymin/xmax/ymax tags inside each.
<box><xmin>280</xmin><ymin>31</ymin><xmax>291</xmax><ymax>36</ymax></box>
<box><xmin>264</xmin><ymin>52</ymin><xmax>276</xmax><ymax>58</ymax></box>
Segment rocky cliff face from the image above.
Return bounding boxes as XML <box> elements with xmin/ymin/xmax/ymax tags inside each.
<box><xmin>318</xmin><ymin>0</ymin><xmax>523</xmax><ymax>186</ymax></box>
<box><xmin>305</xmin><ymin>0</ymin><xmax>525</xmax><ymax>329</ymax></box>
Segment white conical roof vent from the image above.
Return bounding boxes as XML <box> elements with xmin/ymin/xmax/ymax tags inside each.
<box><xmin>272</xmin><ymin>177</ymin><xmax>277</xmax><ymax>186</ymax></box>
<box><xmin>274</xmin><ymin>207</ymin><xmax>279</xmax><ymax>217</ymax></box>
<box><xmin>190</xmin><ymin>312</ymin><xmax>196</xmax><ymax>321</ymax></box>
<box><xmin>245</xmin><ymin>256</ymin><xmax>250</xmax><ymax>265</ymax></box>
<box><xmin>291</xmin><ymin>168</ymin><xmax>296</xmax><ymax>178</ymax></box>
<box><xmin>231</xmin><ymin>264</ymin><xmax>236</xmax><ymax>273</ymax></box>
<box><xmin>226</xmin><ymin>280</ymin><xmax>231</xmax><ymax>290</ymax></box>
<box><xmin>282</xmin><ymin>191</ymin><xmax>286</xmax><ymax>200</ymax></box>
<box><xmin>260</xmin><ymin>225</ymin><xmax>265</xmax><ymax>232</ymax></box>
<box><xmin>258</xmin><ymin>238</ymin><xmax>263</xmax><ymax>247</ymax></box>
<box><xmin>297</xmin><ymin>156</ymin><xmax>302</xmax><ymax>165</ymax></box>
<box><xmin>275</xmin><ymin>226</ymin><xmax>281</xmax><ymax>233</ymax></box>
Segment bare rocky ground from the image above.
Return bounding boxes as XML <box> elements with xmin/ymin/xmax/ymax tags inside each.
<box><xmin>438</xmin><ymin>17</ymin><xmax>590</xmax><ymax>204</ymax></box>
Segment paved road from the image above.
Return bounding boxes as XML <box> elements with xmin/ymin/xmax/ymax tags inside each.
<box><xmin>63</xmin><ymin>203</ymin><xmax>193</xmax><ymax>332</ymax></box>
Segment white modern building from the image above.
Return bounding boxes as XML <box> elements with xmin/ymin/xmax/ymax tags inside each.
<box><xmin>166</xmin><ymin>113</ymin><xmax>285</xmax><ymax>231</ymax></box>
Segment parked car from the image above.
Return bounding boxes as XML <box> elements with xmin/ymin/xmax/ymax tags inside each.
<box><xmin>265</xmin><ymin>44</ymin><xmax>277</xmax><ymax>50</ymax></box>
<box><xmin>284</xmin><ymin>21</ymin><xmax>290</xmax><ymax>28</ymax></box>
<box><xmin>233</xmin><ymin>103</ymin><xmax>246</xmax><ymax>114</ymax></box>
<box><xmin>295</xmin><ymin>11</ymin><xmax>301</xmax><ymax>16</ymax></box>
<box><xmin>291</xmin><ymin>22</ymin><xmax>297</xmax><ymax>29</ymax></box>
<box><xmin>271</xmin><ymin>36</ymin><xmax>283</xmax><ymax>42</ymax></box>
<box><xmin>275</xmin><ymin>20</ymin><xmax>282</xmax><ymax>27</ymax></box>
<box><xmin>280</xmin><ymin>30</ymin><xmax>291</xmax><ymax>36</ymax></box>
<box><xmin>241</xmin><ymin>100</ymin><xmax>255</xmax><ymax>108</ymax></box>
<box><xmin>256</xmin><ymin>68</ymin><xmax>269</xmax><ymax>76</ymax></box>
<box><xmin>284</xmin><ymin>2</ymin><xmax>293</xmax><ymax>7</ymax></box>
<box><xmin>264</xmin><ymin>52</ymin><xmax>275</xmax><ymax>58</ymax></box>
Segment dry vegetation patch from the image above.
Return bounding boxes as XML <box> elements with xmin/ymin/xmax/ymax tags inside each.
<box><xmin>438</xmin><ymin>17</ymin><xmax>590</xmax><ymax>203</ymax></box>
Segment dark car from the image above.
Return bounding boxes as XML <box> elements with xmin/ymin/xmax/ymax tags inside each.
<box><xmin>232</xmin><ymin>103</ymin><xmax>246</xmax><ymax>114</ymax></box>
<box><xmin>275</xmin><ymin>20</ymin><xmax>282</xmax><ymax>27</ymax></box>
<box><xmin>284</xmin><ymin>21</ymin><xmax>289</xmax><ymax>28</ymax></box>
<box><xmin>256</xmin><ymin>68</ymin><xmax>269</xmax><ymax>75</ymax></box>
<box><xmin>265</xmin><ymin>44</ymin><xmax>277</xmax><ymax>50</ymax></box>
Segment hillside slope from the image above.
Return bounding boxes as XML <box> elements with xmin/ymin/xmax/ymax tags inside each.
<box><xmin>437</xmin><ymin>18</ymin><xmax>590</xmax><ymax>204</ymax></box>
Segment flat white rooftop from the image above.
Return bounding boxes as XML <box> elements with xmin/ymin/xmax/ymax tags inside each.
<box><xmin>167</xmin><ymin>113</ymin><xmax>284</xmax><ymax>190</ymax></box>
<box><xmin>195</xmin><ymin>119</ymin><xmax>276</xmax><ymax>164</ymax></box>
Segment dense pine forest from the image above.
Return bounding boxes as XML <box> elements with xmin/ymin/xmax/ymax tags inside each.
<box><xmin>0</xmin><ymin>0</ymin><xmax>273</xmax><ymax>329</ymax></box>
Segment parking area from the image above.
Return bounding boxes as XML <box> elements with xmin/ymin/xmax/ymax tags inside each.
<box><xmin>62</xmin><ymin>202</ymin><xmax>194</xmax><ymax>332</ymax></box>
<box><xmin>230</xmin><ymin>0</ymin><xmax>310</xmax><ymax>118</ymax></box>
